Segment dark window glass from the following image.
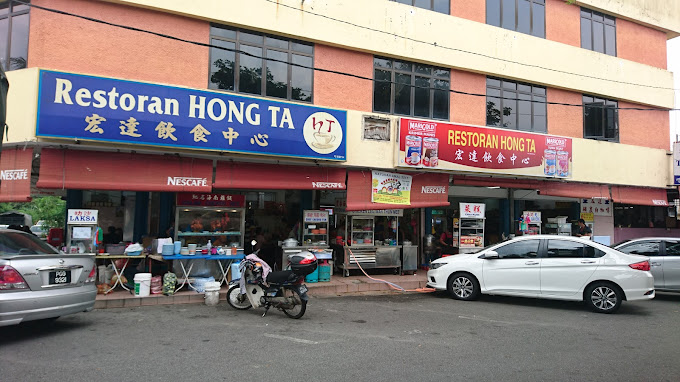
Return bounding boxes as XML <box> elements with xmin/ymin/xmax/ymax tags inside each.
<box><xmin>486</xmin><ymin>77</ymin><xmax>546</xmax><ymax>133</ymax></box>
<box><xmin>209</xmin><ymin>25</ymin><xmax>313</xmax><ymax>102</ymax></box>
<box><xmin>618</xmin><ymin>241</ymin><xmax>660</xmax><ymax>257</ymax></box>
<box><xmin>394</xmin><ymin>73</ymin><xmax>412</xmax><ymax>115</ymax></box>
<box><xmin>546</xmin><ymin>240</ymin><xmax>584</xmax><ymax>258</ymax></box>
<box><xmin>391</xmin><ymin>0</ymin><xmax>450</xmax><ymax>14</ymax></box>
<box><xmin>239</xmin><ymin>45</ymin><xmax>262</xmax><ymax>95</ymax></box>
<box><xmin>374</xmin><ymin>69</ymin><xmax>391</xmax><ymax>113</ymax></box>
<box><xmin>414</xmin><ymin>76</ymin><xmax>430</xmax><ymax>117</ymax></box>
<box><xmin>0</xmin><ymin>231</ymin><xmax>59</xmax><ymax>255</ymax></box>
<box><xmin>291</xmin><ymin>54</ymin><xmax>312</xmax><ymax>102</ymax></box>
<box><xmin>0</xmin><ymin>0</ymin><xmax>30</xmax><ymax>71</ymax></box>
<box><xmin>581</xmin><ymin>8</ymin><xmax>616</xmax><ymax>56</ymax></box>
<box><xmin>373</xmin><ymin>57</ymin><xmax>450</xmax><ymax>120</ymax></box>
<box><xmin>665</xmin><ymin>242</ymin><xmax>680</xmax><ymax>256</ymax></box>
<box><xmin>487</xmin><ymin>0</ymin><xmax>545</xmax><ymax>38</ymax></box>
<box><xmin>583</xmin><ymin>95</ymin><xmax>618</xmax><ymax>141</ymax></box>
<box><xmin>494</xmin><ymin>240</ymin><xmax>539</xmax><ymax>259</ymax></box>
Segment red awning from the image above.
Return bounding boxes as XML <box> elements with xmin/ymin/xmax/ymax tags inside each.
<box><xmin>214</xmin><ymin>162</ymin><xmax>346</xmax><ymax>190</ymax></box>
<box><xmin>539</xmin><ymin>182</ymin><xmax>610</xmax><ymax>199</ymax></box>
<box><xmin>346</xmin><ymin>170</ymin><xmax>449</xmax><ymax>211</ymax></box>
<box><xmin>453</xmin><ymin>175</ymin><xmax>541</xmax><ymax>189</ymax></box>
<box><xmin>611</xmin><ymin>186</ymin><xmax>668</xmax><ymax>207</ymax></box>
<box><xmin>0</xmin><ymin>147</ymin><xmax>33</xmax><ymax>202</ymax></box>
<box><xmin>36</xmin><ymin>149</ymin><xmax>213</xmax><ymax>192</ymax></box>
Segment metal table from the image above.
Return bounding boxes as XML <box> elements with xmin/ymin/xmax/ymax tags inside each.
<box><xmin>162</xmin><ymin>254</ymin><xmax>245</xmax><ymax>292</ymax></box>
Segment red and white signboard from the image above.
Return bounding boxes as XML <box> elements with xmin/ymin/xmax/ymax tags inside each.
<box><xmin>460</xmin><ymin>202</ymin><xmax>485</xmax><ymax>218</ymax></box>
<box><xmin>176</xmin><ymin>193</ymin><xmax>245</xmax><ymax>207</ymax></box>
<box><xmin>397</xmin><ymin>118</ymin><xmax>572</xmax><ymax>178</ymax></box>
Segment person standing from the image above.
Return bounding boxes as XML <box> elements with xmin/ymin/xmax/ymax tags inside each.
<box><xmin>439</xmin><ymin>225</ymin><xmax>456</xmax><ymax>255</ymax></box>
<box><xmin>575</xmin><ymin>219</ymin><xmax>592</xmax><ymax>237</ymax></box>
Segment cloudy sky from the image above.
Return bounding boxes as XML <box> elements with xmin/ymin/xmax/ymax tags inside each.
<box><xmin>669</xmin><ymin>36</ymin><xmax>680</xmax><ymax>148</ymax></box>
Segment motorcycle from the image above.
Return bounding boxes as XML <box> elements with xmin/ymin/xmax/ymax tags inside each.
<box><xmin>226</xmin><ymin>242</ymin><xmax>317</xmax><ymax>319</ymax></box>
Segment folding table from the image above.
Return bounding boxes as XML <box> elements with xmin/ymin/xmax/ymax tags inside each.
<box><xmin>162</xmin><ymin>253</ymin><xmax>245</xmax><ymax>292</ymax></box>
<box><xmin>95</xmin><ymin>254</ymin><xmax>147</xmax><ymax>294</ymax></box>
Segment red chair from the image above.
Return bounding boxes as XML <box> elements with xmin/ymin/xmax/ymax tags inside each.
<box><xmin>47</xmin><ymin>228</ymin><xmax>64</xmax><ymax>248</ymax></box>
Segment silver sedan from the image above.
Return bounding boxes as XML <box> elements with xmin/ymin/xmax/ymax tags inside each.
<box><xmin>0</xmin><ymin>229</ymin><xmax>97</xmax><ymax>326</ymax></box>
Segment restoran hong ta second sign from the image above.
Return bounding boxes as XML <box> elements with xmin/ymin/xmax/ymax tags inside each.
<box><xmin>36</xmin><ymin>70</ymin><xmax>347</xmax><ymax>161</ymax></box>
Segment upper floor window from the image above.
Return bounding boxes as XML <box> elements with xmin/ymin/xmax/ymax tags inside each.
<box><xmin>392</xmin><ymin>0</ymin><xmax>449</xmax><ymax>14</ymax></box>
<box><xmin>0</xmin><ymin>0</ymin><xmax>30</xmax><ymax>71</ymax></box>
<box><xmin>486</xmin><ymin>0</ymin><xmax>545</xmax><ymax>38</ymax></box>
<box><xmin>373</xmin><ymin>57</ymin><xmax>450</xmax><ymax>120</ymax></box>
<box><xmin>486</xmin><ymin>77</ymin><xmax>546</xmax><ymax>133</ymax></box>
<box><xmin>580</xmin><ymin>8</ymin><xmax>616</xmax><ymax>56</ymax></box>
<box><xmin>209</xmin><ymin>25</ymin><xmax>313</xmax><ymax>102</ymax></box>
<box><xmin>583</xmin><ymin>95</ymin><xmax>618</xmax><ymax>142</ymax></box>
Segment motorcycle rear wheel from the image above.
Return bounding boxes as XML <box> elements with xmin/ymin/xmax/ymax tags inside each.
<box><xmin>280</xmin><ymin>287</ymin><xmax>306</xmax><ymax>319</ymax></box>
<box><xmin>226</xmin><ymin>285</ymin><xmax>252</xmax><ymax>310</ymax></box>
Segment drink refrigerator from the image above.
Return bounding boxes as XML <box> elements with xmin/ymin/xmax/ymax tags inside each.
<box><xmin>66</xmin><ymin>209</ymin><xmax>99</xmax><ymax>254</ymax></box>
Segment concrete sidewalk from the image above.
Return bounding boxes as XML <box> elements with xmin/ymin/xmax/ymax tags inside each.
<box><xmin>94</xmin><ymin>272</ymin><xmax>431</xmax><ymax>309</ymax></box>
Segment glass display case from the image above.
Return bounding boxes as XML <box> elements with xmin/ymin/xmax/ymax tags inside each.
<box><xmin>458</xmin><ymin>217</ymin><xmax>485</xmax><ymax>254</ymax></box>
<box><xmin>349</xmin><ymin>216</ymin><xmax>374</xmax><ymax>246</ymax></box>
<box><xmin>302</xmin><ymin>210</ymin><xmax>329</xmax><ymax>246</ymax></box>
<box><xmin>175</xmin><ymin>206</ymin><xmax>245</xmax><ymax>248</ymax></box>
<box><xmin>66</xmin><ymin>209</ymin><xmax>98</xmax><ymax>254</ymax></box>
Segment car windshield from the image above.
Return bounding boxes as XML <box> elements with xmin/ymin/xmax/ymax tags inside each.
<box><xmin>0</xmin><ymin>231</ymin><xmax>59</xmax><ymax>255</ymax></box>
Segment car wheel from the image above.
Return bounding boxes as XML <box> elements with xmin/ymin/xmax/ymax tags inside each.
<box><xmin>447</xmin><ymin>272</ymin><xmax>480</xmax><ymax>301</ymax></box>
<box><xmin>585</xmin><ymin>282</ymin><xmax>622</xmax><ymax>314</ymax></box>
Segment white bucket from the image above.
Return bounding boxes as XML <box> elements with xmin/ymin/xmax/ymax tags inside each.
<box><xmin>104</xmin><ymin>267</ymin><xmax>114</xmax><ymax>284</ymax></box>
<box><xmin>134</xmin><ymin>273</ymin><xmax>152</xmax><ymax>297</ymax></box>
<box><xmin>204</xmin><ymin>281</ymin><xmax>221</xmax><ymax>306</ymax></box>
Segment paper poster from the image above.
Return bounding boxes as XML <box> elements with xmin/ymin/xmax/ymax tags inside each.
<box><xmin>371</xmin><ymin>170</ymin><xmax>412</xmax><ymax>205</ymax></box>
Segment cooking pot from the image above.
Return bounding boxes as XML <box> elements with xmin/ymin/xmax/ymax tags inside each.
<box><xmin>283</xmin><ymin>238</ymin><xmax>299</xmax><ymax>247</ymax></box>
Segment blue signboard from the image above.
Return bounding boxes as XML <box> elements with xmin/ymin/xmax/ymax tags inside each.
<box><xmin>36</xmin><ymin>70</ymin><xmax>347</xmax><ymax>161</ymax></box>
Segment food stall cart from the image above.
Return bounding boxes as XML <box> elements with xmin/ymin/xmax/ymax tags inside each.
<box><xmin>458</xmin><ymin>202</ymin><xmax>485</xmax><ymax>254</ymax></box>
<box><xmin>66</xmin><ymin>209</ymin><xmax>99</xmax><ymax>254</ymax></box>
<box><xmin>174</xmin><ymin>192</ymin><xmax>246</xmax><ymax>252</ymax></box>
<box><xmin>280</xmin><ymin>210</ymin><xmax>332</xmax><ymax>270</ymax></box>
<box><xmin>337</xmin><ymin>209</ymin><xmax>402</xmax><ymax>277</ymax></box>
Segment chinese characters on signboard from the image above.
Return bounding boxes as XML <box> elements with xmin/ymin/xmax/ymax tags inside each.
<box><xmin>580</xmin><ymin>199</ymin><xmax>612</xmax><ymax>217</ymax></box>
<box><xmin>67</xmin><ymin>209</ymin><xmax>98</xmax><ymax>224</ymax></box>
<box><xmin>176</xmin><ymin>193</ymin><xmax>245</xmax><ymax>207</ymax></box>
<box><xmin>37</xmin><ymin>71</ymin><xmax>347</xmax><ymax>162</ymax></box>
<box><xmin>304</xmin><ymin>211</ymin><xmax>329</xmax><ymax>223</ymax></box>
<box><xmin>459</xmin><ymin>203</ymin><xmax>485</xmax><ymax>218</ymax></box>
<box><xmin>397</xmin><ymin>117</ymin><xmax>572</xmax><ymax>178</ymax></box>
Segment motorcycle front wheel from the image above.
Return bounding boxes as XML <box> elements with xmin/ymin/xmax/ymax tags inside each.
<box><xmin>226</xmin><ymin>285</ymin><xmax>252</xmax><ymax>310</ymax></box>
<box><xmin>280</xmin><ymin>287</ymin><xmax>306</xmax><ymax>319</ymax></box>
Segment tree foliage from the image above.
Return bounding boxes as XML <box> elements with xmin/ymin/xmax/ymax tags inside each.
<box><xmin>0</xmin><ymin>196</ymin><xmax>66</xmax><ymax>228</ymax></box>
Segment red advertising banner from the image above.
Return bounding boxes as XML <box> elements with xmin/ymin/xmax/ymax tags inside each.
<box><xmin>176</xmin><ymin>193</ymin><xmax>245</xmax><ymax>207</ymax></box>
<box><xmin>397</xmin><ymin>118</ymin><xmax>572</xmax><ymax>178</ymax></box>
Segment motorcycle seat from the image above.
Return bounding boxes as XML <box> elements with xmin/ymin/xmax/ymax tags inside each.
<box><xmin>267</xmin><ymin>270</ymin><xmax>298</xmax><ymax>285</ymax></box>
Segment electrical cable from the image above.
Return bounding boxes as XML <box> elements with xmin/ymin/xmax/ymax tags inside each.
<box><xmin>347</xmin><ymin>247</ymin><xmax>436</xmax><ymax>293</ymax></box>
<box><xmin>13</xmin><ymin>0</ymin><xmax>680</xmax><ymax>112</ymax></box>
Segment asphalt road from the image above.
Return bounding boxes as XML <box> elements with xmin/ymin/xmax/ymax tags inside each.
<box><xmin>1</xmin><ymin>291</ymin><xmax>679</xmax><ymax>382</ymax></box>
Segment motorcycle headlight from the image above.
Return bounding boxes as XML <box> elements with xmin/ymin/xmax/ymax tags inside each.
<box><xmin>430</xmin><ymin>262</ymin><xmax>445</xmax><ymax>270</ymax></box>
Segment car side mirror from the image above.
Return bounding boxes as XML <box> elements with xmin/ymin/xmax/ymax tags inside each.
<box><xmin>483</xmin><ymin>250</ymin><xmax>499</xmax><ymax>259</ymax></box>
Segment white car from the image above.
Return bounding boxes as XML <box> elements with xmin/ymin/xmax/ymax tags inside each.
<box><xmin>427</xmin><ymin>235</ymin><xmax>654</xmax><ymax>314</ymax></box>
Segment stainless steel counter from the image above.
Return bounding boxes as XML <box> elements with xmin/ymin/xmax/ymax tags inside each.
<box><xmin>341</xmin><ymin>245</ymin><xmax>401</xmax><ymax>277</ymax></box>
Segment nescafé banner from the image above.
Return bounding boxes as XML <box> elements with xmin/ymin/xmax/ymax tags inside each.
<box><xmin>397</xmin><ymin>118</ymin><xmax>572</xmax><ymax>178</ymax></box>
<box><xmin>36</xmin><ymin>70</ymin><xmax>347</xmax><ymax>161</ymax></box>
<box><xmin>371</xmin><ymin>170</ymin><xmax>412</xmax><ymax>205</ymax></box>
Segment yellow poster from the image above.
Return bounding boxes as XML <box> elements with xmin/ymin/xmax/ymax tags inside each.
<box><xmin>580</xmin><ymin>212</ymin><xmax>594</xmax><ymax>222</ymax></box>
<box><xmin>371</xmin><ymin>170</ymin><xmax>412</xmax><ymax>205</ymax></box>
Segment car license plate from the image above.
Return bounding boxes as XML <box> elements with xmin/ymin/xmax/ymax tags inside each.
<box><xmin>299</xmin><ymin>285</ymin><xmax>308</xmax><ymax>294</ymax></box>
<box><xmin>49</xmin><ymin>270</ymin><xmax>71</xmax><ymax>285</ymax></box>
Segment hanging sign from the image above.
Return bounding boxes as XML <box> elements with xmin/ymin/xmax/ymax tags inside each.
<box><xmin>459</xmin><ymin>202</ymin><xmax>485</xmax><ymax>218</ymax></box>
<box><xmin>397</xmin><ymin>118</ymin><xmax>572</xmax><ymax>178</ymax></box>
<box><xmin>67</xmin><ymin>209</ymin><xmax>98</xmax><ymax>224</ymax></box>
<box><xmin>36</xmin><ymin>70</ymin><xmax>347</xmax><ymax>161</ymax></box>
<box><xmin>581</xmin><ymin>199</ymin><xmax>612</xmax><ymax>217</ymax></box>
<box><xmin>371</xmin><ymin>170</ymin><xmax>412</xmax><ymax>205</ymax></box>
<box><xmin>674</xmin><ymin>142</ymin><xmax>680</xmax><ymax>185</ymax></box>
<box><xmin>176</xmin><ymin>193</ymin><xmax>245</xmax><ymax>207</ymax></box>
<box><xmin>303</xmin><ymin>210</ymin><xmax>329</xmax><ymax>223</ymax></box>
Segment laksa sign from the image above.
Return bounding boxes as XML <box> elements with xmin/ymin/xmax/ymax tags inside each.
<box><xmin>36</xmin><ymin>70</ymin><xmax>347</xmax><ymax>161</ymax></box>
<box><xmin>397</xmin><ymin>118</ymin><xmax>572</xmax><ymax>178</ymax></box>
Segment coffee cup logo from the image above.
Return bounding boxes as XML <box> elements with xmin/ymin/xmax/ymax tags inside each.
<box><xmin>303</xmin><ymin>112</ymin><xmax>343</xmax><ymax>154</ymax></box>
